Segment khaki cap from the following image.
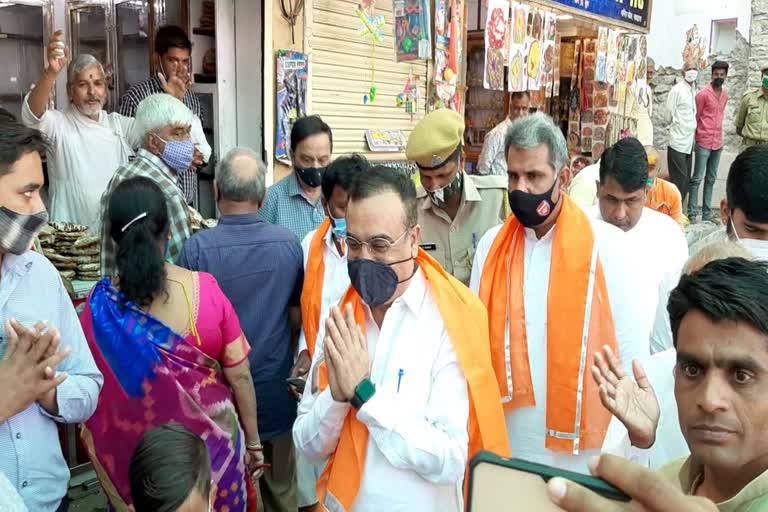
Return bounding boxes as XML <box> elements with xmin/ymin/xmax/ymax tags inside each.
<box><xmin>406</xmin><ymin>109</ymin><xmax>465</xmax><ymax>170</ymax></box>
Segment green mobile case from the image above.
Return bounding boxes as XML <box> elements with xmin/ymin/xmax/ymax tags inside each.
<box><xmin>467</xmin><ymin>451</ymin><xmax>631</xmax><ymax>509</ymax></box>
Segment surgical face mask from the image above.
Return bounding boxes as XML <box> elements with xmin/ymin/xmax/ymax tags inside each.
<box><xmin>426</xmin><ymin>171</ymin><xmax>463</xmax><ymax>209</ymax></box>
<box><xmin>712</xmin><ymin>77</ymin><xmax>725</xmax><ymax>88</ymax></box>
<box><xmin>331</xmin><ymin>215</ymin><xmax>347</xmax><ymax>239</ymax></box>
<box><xmin>0</xmin><ymin>206</ymin><xmax>49</xmax><ymax>255</ymax></box>
<box><xmin>731</xmin><ymin>216</ymin><xmax>768</xmax><ymax>261</ymax></box>
<box><xmin>348</xmin><ymin>256</ymin><xmax>415</xmax><ymax>307</ymax></box>
<box><xmin>509</xmin><ymin>178</ymin><xmax>559</xmax><ymax>228</ymax></box>
<box><xmin>684</xmin><ymin>70</ymin><xmax>699</xmax><ymax>84</ymax></box>
<box><xmin>154</xmin><ymin>134</ymin><xmax>195</xmax><ymax>173</ymax></box>
<box><xmin>295</xmin><ymin>165</ymin><xmax>325</xmax><ymax>188</ymax></box>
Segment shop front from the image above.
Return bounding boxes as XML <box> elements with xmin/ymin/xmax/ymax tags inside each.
<box><xmin>463</xmin><ymin>0</ymin><xmax>653</xmax><ymax>169</ymax></box>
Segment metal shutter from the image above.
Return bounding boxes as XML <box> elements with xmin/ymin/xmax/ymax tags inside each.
<box><xmin>305</xmin><ymin>0</ymin><xmax>428</xmax><ymax>157</ymax></box>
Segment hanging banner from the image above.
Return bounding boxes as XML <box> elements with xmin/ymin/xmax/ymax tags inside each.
<box><xmin>484</xmin><ymin>0</ymin><xmax>508</xmax><ymax>90</ymax></box>
<box><xmin>393</xmin><ymin>0</ymin><xmax>432</xmax><ymax>62</ymax></box>
<box><xmin>544</xmin><ymin>0</ymin><xmax>650</xmax><ymax>30</ymax></box>
<box><xmin>508</xmin><ymin>1</ymin><xmax>529</xmax><ymax>92</ymax></box>
<box><xmin>275</xmin><ymin>50</ymin><xmax>308</xmax><ymax>164</ymax></box>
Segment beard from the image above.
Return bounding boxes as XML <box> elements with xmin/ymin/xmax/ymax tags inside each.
<box><xmin>75</xmin><ymin>98</ymin><xmax>105</xmax><ymax>117</ymax></box>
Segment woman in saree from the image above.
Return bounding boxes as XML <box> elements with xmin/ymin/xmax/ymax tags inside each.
<box><xmin>80</xmin><ymin>177</ymin><xmax>263</xmax><ymax>511</ymax></box>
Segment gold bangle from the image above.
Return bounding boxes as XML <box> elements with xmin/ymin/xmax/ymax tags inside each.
<box><xmin>246</xmin><ymin>443</ymin><xmax>263</xmax><ymax>451</ymax></box>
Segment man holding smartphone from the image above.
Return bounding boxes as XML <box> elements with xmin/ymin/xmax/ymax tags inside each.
<box><xmin>553</xmin><ymin>257</ymin><xmax>768</xmax><ymax>511</ymax></box>
<box><xmin>119</xmin><ymin>25</ymin><xmax>210</xmax><ymax>208</ymax></box>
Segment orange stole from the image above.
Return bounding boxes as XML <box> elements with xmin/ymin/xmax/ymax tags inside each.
<box><xmin>301</xmin><ymin>218</ymin><xmax>332</xmax><ymax>358</ymax></box>
<box><xmin>316</xmin><ymin>250</ymin><xmax>510</xmax><ymax>510</ymax></box>
<box><xmin>478</xmin><ymin>195</ymin><xmax>618</xmax><ymax>453</ymax></box>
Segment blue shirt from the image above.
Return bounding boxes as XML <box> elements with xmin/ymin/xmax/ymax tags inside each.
<box><xmin>178</xmin><ymin>213</ymin><xmax>304</xmax><ymax>440</ymax></box>
<box><xmin>0</xmin><ymin>251</ymin><xmax>103</xmax><ymax>512</ymax></box>
<box><xmin>260</xmin><ymin>173</ymin><xmax>326</xmax><ymax>242</ymax></box>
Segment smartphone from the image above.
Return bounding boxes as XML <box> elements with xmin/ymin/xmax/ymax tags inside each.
<box><xmin>467</xmin><ymin>451</ymin><xmax>629</xmax><ymax>511</ymax></box>
<box><xmin>286</xmin><ymin>377</ymin><xmax>306</xmax><ymax>393</ymax></box>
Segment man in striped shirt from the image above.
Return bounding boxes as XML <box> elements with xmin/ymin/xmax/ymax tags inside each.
<box><xmin>101</xmin><ymin>94</ymin><xmax>195</xmax><ymax>278</ymax></box>
<box><xmin>118</xmin><ymin>25</ymin><xmax>209</xmax><ymax>208</ymax></box>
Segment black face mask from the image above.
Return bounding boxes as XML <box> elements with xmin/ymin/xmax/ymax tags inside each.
<box><xmin>712</xmin><ymin>77</ymin><xmax>726</xmax><ymax>88</ymax></box>
<box><xmin>508</xmin><ymin>178</ymin><xmax>559</xmax><ymax>228</ymax></box>
<box><xmin>295</xmin><ymin>165</ymin><xmax>325</xmax><ymax>188</ymax></box>
<box><xmin>348</xmin><ymin>257</ymin><xmax>415</xmax><ymax>307</ymax></box>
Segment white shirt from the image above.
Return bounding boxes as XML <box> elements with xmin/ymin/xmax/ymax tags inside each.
<box><xmin>22</xmin><ymin>95</ymin><xmax>137</xmax><ymax>233</ymax></box>
<box><xmin>664</xmin><ymin>80</ymin><xmax>697</xmax><ymax>154</ymax></box>
<box><xmin>469</xmin><ymin>216</ymin><xmax>650</xmax><ymax>473</ymax></box>
<box><xmin>476</xmin><ymin>118</ymin><xmax>512</xmax><ymax>176</ymax></box>
<box><xmin>293</xmin><ymin>269</ymin><xmax>470</xmax><ymax>512</ymax></box>
<box><xmin>601</xmin><ymin>349</ymin><xmax>688</xmax><ymax>470</ymax></box>
<box><xmin>590</xmin><ymin>206</ymin><xmax>689</xmax><ymax>348</ymax></box>
<box><xmin>0</xmin><ymin>473</ymin><xmax>27</xmax><ymax>512</ymax></box>
<box><xmin>297</xmin><ymin>228</ymin><xmax>350</xmax><ymax>354</ymax></box>
<box><xmin>568</xmin><ymin>162</ymin><xmax>600</xmax><ymax>209</ymax></box>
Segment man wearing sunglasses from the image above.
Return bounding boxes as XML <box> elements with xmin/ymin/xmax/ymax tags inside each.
<box><xmin>293</xmin><ymin>166</ymin><xmax>509</xmax><ymax>511</ymax></box>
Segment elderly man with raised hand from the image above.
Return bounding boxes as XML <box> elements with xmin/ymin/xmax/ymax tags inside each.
<box><xmin>0</xmin><ymin>114</ymin><xmax>102</xmax><ymax>512</ymax></box>
<box><xmin>22</xmin><ymin>31</ymin><xmax>137</xmax><ymax>233</ymax></box>
<box><xmin>100</xmin><ymin>93</ymin><xmax>195</xmax><ymax>279</ymax></box>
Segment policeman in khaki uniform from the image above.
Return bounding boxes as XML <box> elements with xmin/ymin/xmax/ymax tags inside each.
<box><xmin>736</xmin><ymin>62</ymin><xmax>768</xmax><ymax>146</ymax></box>
<box><xmin>406</xmin><ymin>109</ymin><xmax>508</xmax><ymax>285</ymax></box>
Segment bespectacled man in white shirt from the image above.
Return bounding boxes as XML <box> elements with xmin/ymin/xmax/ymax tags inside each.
<box><xmin>293</xmin><ymin>165</ymin><xmax>509</xmax><ymax>512</ymax></box>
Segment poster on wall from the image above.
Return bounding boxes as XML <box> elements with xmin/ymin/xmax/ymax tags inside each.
<box><xmin>580</xmin><ymin>38</ymin><xmax>596</xmax><ymax>154</ymax></box>
<box><xmin>275</xmin><ymin>50</ymin><xmax>307</xmax><ymax>164</ymax></box>
<box><xmin>553</xmin><ymin>35</ymin><xmax>561</xmax><ymax>97</ymax></box>
<box><xmin>567</xmin><ymin>39</ymin><xmax>582</xmax><ymax>152</ymax></box>
<box><xmin>527</xmin><ymin>8</ymin><xmax>544</xmax><ymax>90</ymax></box>
<box><xmin>432</xmin><ymin>0</ymin><xmax>464</xmax><ymax>111</ymax></box>
<box><xmin>596</xmin><ymin>26</ymin><xmax>608</xmax><ymax>83</ymax></box>
<box><xmin>393</xmin><ymin>0</ymin><xmax>432</xmax><ymax>62</ymax></box>
<box><xmin>508</xmin><ymin>1</ymin><xmax>529</xmax><ymax>92</ymax></box>
<box><xmin>542</xmin><ymin>11</ymin><xmax>557</xmax><ymax>98</ymax></box>
<box><xmin>606</xmin><ymin>29</ymin><xmax>619</xmax><ymax>87</ymax></box>
<box><xmin>484</xmin><ymin>0</ymin><xmax>508</xmax><ymax>90</ymax></box>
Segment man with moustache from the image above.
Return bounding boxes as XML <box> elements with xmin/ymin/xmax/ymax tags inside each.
<box><xmin>293</xmin><ymin>166</ymin><xmax>509</xmax><ymax>511</ymax></box>
<box><xmin>550</xmin><ymin>257</ymin><xmax>768</xmax><ymax>512</ymax></box>
<box><xmin>22</xmin><ymin>32</ymin><xmax>137</xmax><ymax>232</ymax></box>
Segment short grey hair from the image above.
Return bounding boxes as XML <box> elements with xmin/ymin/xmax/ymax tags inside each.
<box><xmin>215</xmin><ymin>147</ymin><xmax>266</xmax><ymax>204</ymax></box>
<box><xmin>67</xmin><ymin>54</ymin><xmax>105</xmax><ymax>86</ymax></box>
<box><xmin>504</xmin><ymin>112</ymin><xmax>569</xmax><ymax>174</ymax></box>
<box><xmin>134</xmin><ymin>94</ymin><xmax>194</xmax><ymax>143</ymax></box>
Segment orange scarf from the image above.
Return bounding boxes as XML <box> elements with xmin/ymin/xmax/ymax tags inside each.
<box><xmin>316</xmin><ymin>250</ymin><xmax>510</xmax><ymax>510</ymax></box>
<box><xmin>300</xmin><ymin>218</ymin><xmax>333</xmax><ymax>358</ymax></box>
<box><xmin>478</xmin><ymin>195</ymin><xmax>617</xmax><ymax>454</ymax></box>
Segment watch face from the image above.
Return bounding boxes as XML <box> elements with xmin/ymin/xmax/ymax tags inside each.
<box><xmin>355</xmin><ymin>379</ymin><xmax>376</xmax><ymax>402</ymax></box>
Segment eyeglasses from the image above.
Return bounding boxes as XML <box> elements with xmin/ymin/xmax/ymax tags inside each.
<box><xmin>346</xmin><ymin>228</ymin><xmax>411</xmax><ymax>255</ymax></box>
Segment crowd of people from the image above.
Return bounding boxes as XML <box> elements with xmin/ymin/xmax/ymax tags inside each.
<box><xmin>3</xmin><ymin>24</ymin><xmax>768</xmax><ymax>512</ymax></box>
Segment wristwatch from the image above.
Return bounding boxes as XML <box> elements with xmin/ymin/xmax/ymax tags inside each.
<box><xmin>350</xmin><ymin>378</ymin><xmax>376</xmax><ymax>409</ymax></box>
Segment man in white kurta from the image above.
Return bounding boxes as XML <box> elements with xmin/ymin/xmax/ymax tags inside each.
<box><xmin>469</xmin><ymin>116</ymin><xmax>651</xmax><ymax>474</ymax></box>
<box><xmin>293</xmin><ymin>165</ymin><xmax>511</xmax><ymax>511</ymax></box>
<box><xmin>590</xmin><ymin>138</ymin><xmax>689</xmax><ymax>346</ymax></box>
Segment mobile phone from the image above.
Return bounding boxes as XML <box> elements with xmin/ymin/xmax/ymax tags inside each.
<box><xmin>286</xmin><ymin>377</ymin><xmax>306</xmax><ymax>392</ymax></box>
<box><xmin>467</xmin><ymin>451</ymin><xmax>630</xmax><ymax>511</ymax></box>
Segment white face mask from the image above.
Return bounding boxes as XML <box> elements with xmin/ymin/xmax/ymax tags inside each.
<box><xmin>730</xmin><ymin>216</ymin><xmax>768</xmax><ymax>261</ymax></box>
<box><xmin>684</xmin><ymin>70</ymin><xmax>698</xmax><ymax>83</ymax></box>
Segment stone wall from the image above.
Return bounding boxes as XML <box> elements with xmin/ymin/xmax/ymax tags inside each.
<box><xmin>651</xmin><ymin>31</ymin><xmax>751</xmax><ymax>155</ymax></box>
<box><xmin>750</xmin><ymin>0</ymin><xmax>768</xmax><ymax>86</ymax></box>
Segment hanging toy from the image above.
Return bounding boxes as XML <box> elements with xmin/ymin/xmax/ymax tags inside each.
<box><xmin>356</xmin><ymin>2</ymin><xmax>384</xmax><ymax>104</ymax></box>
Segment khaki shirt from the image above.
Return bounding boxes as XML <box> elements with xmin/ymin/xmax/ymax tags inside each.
<box><xmin>736</xmin><ymin>89</ymin><xmax>768</xmax><ymax>144</ymax></box>
<box><xmin>659</xmin><ymin>456</ymin><xmax>768</xmax><ymax>511</ymax></box>
<box><xmin>417</xmin><ymin>173</ymin><xmax>508</xmax><ymax>285</ymax></box>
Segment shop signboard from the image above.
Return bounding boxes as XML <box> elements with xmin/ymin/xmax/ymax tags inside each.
<box><xmin>544</xmin><ymin>0</ymin><xmax>651</xmax><ymax>30</ymax></box>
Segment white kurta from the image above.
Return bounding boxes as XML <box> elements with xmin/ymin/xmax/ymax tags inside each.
<box><xmin>601</xmin><ymin>348</ymin><xmax>688</xmax><ymax>470</ymax></box>
<box><xmin>469</xmin><ymin>215</ymin><xmax>651</xmax><ymax>473</ymax></box>
<box><xmin>293</xmin><ymin>269</ymin><xmax>470</xmax><ymax>512</ymax></box>
<box><xmin>590</xmin><ymin>206</ymin><xmax>689</xmax><ymax>348</ymax></box>
<box><xmin>297</xmin><ymin>228</ymin><xmax>350</xmax><ymax>355</ymax></box>
<box><xmin>21</xmin><ymin>96</ymin><xmax>137</xmax><ymax>233</ymax></box>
